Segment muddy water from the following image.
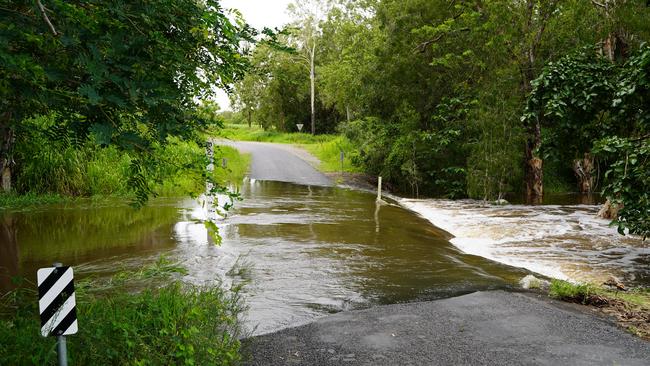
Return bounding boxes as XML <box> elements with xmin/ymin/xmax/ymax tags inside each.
<box><xmin>401</xmin><ymin>198</ymin><xmax>650</xmax><ymax>287</ymax></box>
<box><xmin>1</xmin><ymin>181</ymin><xmax>530</xmax><ymax>334</ymax></box>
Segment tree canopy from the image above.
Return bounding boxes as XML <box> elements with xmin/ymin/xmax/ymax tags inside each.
<box><xmin>1</xmin><ymin>0</ymin><xmax>253</xmax><ymax>203</ymax></box>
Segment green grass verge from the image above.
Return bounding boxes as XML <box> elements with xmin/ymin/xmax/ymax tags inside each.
<box><xmin>301</xmin><ymin>136</ymin><xmax>362</xmax><ymax>173</ymax></box>
<box><xmin>0</xmin><ymin>257</ymin><xmax>243</xmax><ymax>365</ymax></box>
<box><xmin>213</xmin><ymin>146</ymin><xmax>251</xmax><ymax>186</ymax></box>
<box><xmin>548</xmin><ymin>279</ymin><xmax>597</xmax><ymax>302</ymax></box>
<box><xmin>0</xmin><ymin>193</ymin><xmax>72</xmax><ymax>208</ymax></box>
<box><xmin>549</xmin><ymin>279</ymin><xmax>650</xmax><ymax>308</ymax></box>
<box><xmin>217</xmin><ymin>125</ymin><xmax>362</xmax><ymax>174</ymax></box>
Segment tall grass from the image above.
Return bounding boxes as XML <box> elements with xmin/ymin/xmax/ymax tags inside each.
<box><xmin>0</xmin><ymin>258</ymin><xmax>243</xmax><ymax>365</ymax></box>
<box><xmin>213</xmin><ymin>146</ymin><xmax>251</xmax><ymax>186</ymax></box>
<box><xmin>5</xmin><ymin>115</ymin><xmax>251</xmax><ymax>202</ymax></box>
<box><xmin>14</xmin><ymin>115</ymin><xmax>132</xmax><ymax>197</ymax></box>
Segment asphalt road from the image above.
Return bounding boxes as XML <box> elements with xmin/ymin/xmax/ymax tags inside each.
<box><xmin>219</xmin><ymin>140</ymin><xmax>332</xmax><ymax>187</ymax></box>
<box><xmin>243</xmin><ymin>291</ymin><xmax>650</xmax><ymax>366</ymax></box>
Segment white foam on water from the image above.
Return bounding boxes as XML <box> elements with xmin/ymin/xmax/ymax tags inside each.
<box><xmin>400</xmin><ymin>198</ymin><xmax>649</xmax><ymax>285</ymax></box>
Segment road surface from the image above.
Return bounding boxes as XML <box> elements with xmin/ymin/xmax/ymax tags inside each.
<box><xmin>218</xmin><ymin>140</ymin><xmax>332</xmax><ymax>187</ymax></box>
<box><xmin>243</xmin><ymin>291</ymin><xmax>650</xmax><ymax>366</ymax></box>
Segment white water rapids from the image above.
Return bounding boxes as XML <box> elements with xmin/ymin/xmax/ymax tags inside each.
<box><xmin>399</xmin><ymin>199</ymin><xmax>650</xmax><ymax>286</ymax></box>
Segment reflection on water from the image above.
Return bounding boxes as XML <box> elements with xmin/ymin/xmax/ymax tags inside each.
<box><xmin>400</xmin><ymin>198</ymin><xmax>650</xmax><ymax>287</ymax></box>
<box><xmin>0</xmin><ymin>199</ymin><xmax>187</xmax><ymax>285</ymax></box>
<box><xmin>174</xmin><ymin>180</ymin><xmax>527</xmax><ymax>334</ymax></box>
<box><xmin>0</xmin><ymin>181</ymin><xmax>528</xmax><ymax>335</ymax></box>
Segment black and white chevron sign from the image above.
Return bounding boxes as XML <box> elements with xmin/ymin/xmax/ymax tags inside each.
<box><xmin>37</xmin><ymin>266</ymin><xmax>78</xmax><ymax>337</ymax></box>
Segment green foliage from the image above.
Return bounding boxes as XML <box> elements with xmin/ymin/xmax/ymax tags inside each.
<box><xmin>0</xmin><ymin>0</ymin><xmax>252</xmax><ymax>205</ymax></box>
<box><xmin>524</xmin><ymin>45</ymin><xmax>650</xmax><ymax>237</ymax></box>
<box><xmin>9</xmin><ymin>115</ymin><xmax>248</xmax><ymax>202</ymax></box>
<box><xmin>219</xmin><ymin>124</ymin><xmax>334</xmax><ymax>144</ymax></box>
<box><xmin>548</xmin><ymin>280</ymin><xmax>596</xmax><ymax>303</ymax></box>
<box><xmin>13</xmin><ymin>115</ymin><xmax>132</xmax><ymax>196</ymax></box>
<box><xmin>152</xmin><ymin>136</ymin><xmax>205</xmax><ymax>198</ymax></box>
<box><xmin>0</xmin><ymin>259</ymin><xmax>243</xmax><ymax>365</ymax></box>
<box><xmin>303</xmin><ymin>135</ymin><xmax>362</xmax><ymax>173</ymax></box>
<box><xmin>594</xmin><ymin>136</ymin><xmax>650</xmax><ymax>238</ymax></box>
<box><xmin>523</xmin><ymin>50</ymin><xmax>619</xmax><ymax>160</ymax></box>
<box><xmin>467</xmin><ymin>89</ymin><xmax>525</xmax><ymax>200</ymax></box>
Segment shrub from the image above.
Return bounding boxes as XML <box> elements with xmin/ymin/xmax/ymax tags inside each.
<box><xmin>0</xmin><ymin>259</ymin><xmax>243</xmax><ymax>365</ymax></box>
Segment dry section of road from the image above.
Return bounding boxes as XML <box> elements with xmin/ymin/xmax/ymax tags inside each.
<box><xmin>243</xmin><ymin>291</ymin><xmax>650</xmax><ymax>366</ymax></box>
<box><xmin>217</xmin><ymin>140</ymin><xmax>332</xmax><ymax>187</ymax></box>
<box><xmin>220</xmin><ymin>139</ymin><xmax>650</xmax><ymax>365</ymax></box>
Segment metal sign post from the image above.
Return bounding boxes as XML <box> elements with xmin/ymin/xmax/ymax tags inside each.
<box><xmin>37</xmin><ymin>262</ymin><xmax>78</xmax><ymax>366</ymax></box>
<box><xmin>339</xmin><ymin>150</ymin><xmax>344</xmax><ymax>174</ymax></box>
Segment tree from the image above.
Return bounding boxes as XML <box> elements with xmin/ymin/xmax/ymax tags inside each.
<box><xmin>318</xmin><ymin>0</ymin><xmax>378</xmax><ymax>122</ymax></box>
<box><xmin>288</xmin><ymin>0</ymin><xmax>331</xmax><ymax>134</ymax></box>
<box><xmin>0</xmin><ymin>0</ymin><xmax>251</xmax><ymax>202</ymax></box>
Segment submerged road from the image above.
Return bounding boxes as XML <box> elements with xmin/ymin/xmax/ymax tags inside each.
<box><xmin>222</xmin><ymin>140</ymin><xmax>650</xmax><ymax>365</ymax></box>
<box><xmin>218</xmin><ymin>140</ymin><xmax>332</xmax><ymax>187</ymax></box>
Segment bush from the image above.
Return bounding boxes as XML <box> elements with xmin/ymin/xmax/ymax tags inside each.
<box><xmin>548</xmin><ymin>279</ymin><xmax>595</xmax><ymax>303</ymax></box>
<box><xmin>0</xmin><ymin>259</ymin><xmax>243</xmax><ymax>365</ymax></box>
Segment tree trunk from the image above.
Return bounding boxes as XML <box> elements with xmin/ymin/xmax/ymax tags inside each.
<box><xmin>310</xmin><ymin>42</ymin><xmax>316</xmax><ymax>135</ymax></box>
<box><xmin>520</xmin><ymin>0</ymin><xmax>558</xmax><ymax>204</ymax></box>
<box><xmin>1</xmin><ymin>167</ymin><xmax>11</xmax><ymax>192</ymax></box>
<box><xmin>603</xmin><ymin>33</ymin><xmax>616</xmax><ymax>61</ymax></box>
<box><xmin>248</xmin><ymin>109</ymin><xmax>252</xmax><ymax>128</ymax></box>
<box><xmin>0</xmin><ymin>114</ymin><xmax>13</xmax><ymax>193</ymax></box>
<box><xmin>524</xmin><ymin>117</ymin><xmax>543</xmax><ymax>204</ymax></box>
<box><xmin>522</xmin><ymin>46</ymin><xmax>544</xmax><ymax>203</ymax></box>
<box><xmin>523</xmin><ymin>70</ymin><xmax>543</xmax><ymax>203</ymax></box>
<box><xmin>573</xmin><ymin>153</ymin><xmax>595</xmax><ymax>194</ymax></box>
<box><xmin>346</xmin><ymin>104</ymin><xmax>351</xmax><ymax>123</ymax></box>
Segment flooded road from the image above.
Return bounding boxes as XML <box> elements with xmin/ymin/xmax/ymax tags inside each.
<box><xmin>1</xmin><ymin>181</ymin><xmax>527</xmax><ymax>335</ymax></box>
<box><xmin>2</xmin><ymin>180</ymin><xmax>647</xmax><ymax>335</ymax></box>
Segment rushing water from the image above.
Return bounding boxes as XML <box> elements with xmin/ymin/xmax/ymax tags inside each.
<box><xmin>400</xmin><ymin>198</ymin><xmax>650</xmax><ymax>287</ymax></box>
<box><xmin>2</xmin><ymin>181</ymin><xmax>646</xmax><ymax>335</ymax></box>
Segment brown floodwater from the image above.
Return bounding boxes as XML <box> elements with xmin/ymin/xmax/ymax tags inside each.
<box><xmin>4</xmin><ymin>181</ymin><xmax>646</xmax><ymax>335</ymax></box>
<box><xmin>1</xmin><ymin>181</ymin><xmax>531</xmax><ymax>334</ymax></box>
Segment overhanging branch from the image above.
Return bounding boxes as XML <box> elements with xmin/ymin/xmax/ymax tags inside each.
<box><xmin>37</xmin><ymin>0</ymin><xmax>58</xmax><ymax>36</ymax></box>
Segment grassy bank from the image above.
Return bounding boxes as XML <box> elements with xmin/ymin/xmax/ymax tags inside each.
<box><xmin>217</xmin><ymin>125</ymin><xmax>361</xmax><ymax>174</ymax></box>
<box><xmin>548</xmin><ymin>279</ymin><xmax>650</xmax><ymax>339</ymax></box>
<box><xmin>212</xmin><ymin>145</ymin><xmax>251</xmax><ymax>187</ymax></box>
<box><xmin>0</xmin><ymin>258</ymin><xmax>243</xmax><ymax>365</ymax></box>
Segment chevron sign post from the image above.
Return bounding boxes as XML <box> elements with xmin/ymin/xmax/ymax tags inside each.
<box><xmin>37</xmin><ymin>263</ymin><xmax>78</xmax><ymax>366</ymax></box>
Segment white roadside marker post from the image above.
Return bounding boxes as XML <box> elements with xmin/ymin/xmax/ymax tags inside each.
<box><xmin>37</xmin><ymin>262</ymin><xmax>78</xmax><ymax>366</ymax></box>
<box><xmin>377</xmin><ymin>176</ymin><xmax>382</xmax><ymax>202</ymax></box>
